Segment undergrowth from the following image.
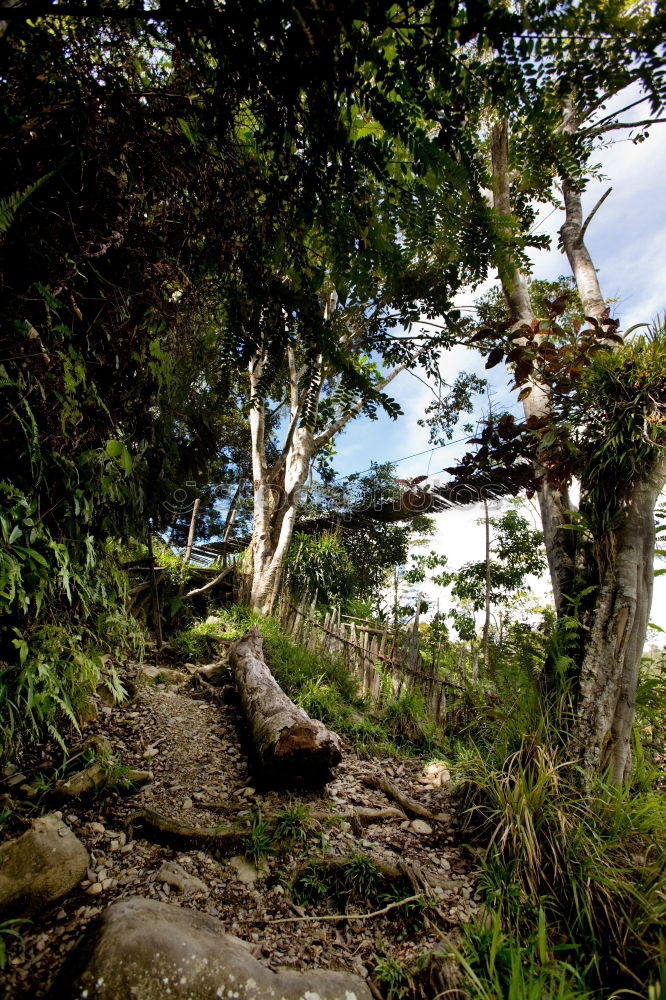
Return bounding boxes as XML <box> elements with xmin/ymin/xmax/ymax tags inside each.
<box><xmin>455</xmin><ymin>734</ymin><xmax>666</xmax><ymax>998</ymax></box>
<box><xmin>293</xmin><ymin>852</ymin><xmax>423</xmax><ymax>922</ymax></box>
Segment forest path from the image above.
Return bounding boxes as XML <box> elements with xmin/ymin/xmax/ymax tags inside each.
<box><xmin>3</xmin><ymin>663</ymin><xmax>482</xmax><ymax>998</ymax></box>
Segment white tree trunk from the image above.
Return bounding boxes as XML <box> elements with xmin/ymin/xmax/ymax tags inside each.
<box><xmin>491</xmin><ymin>120</ymin><xmax>575</xmax><ymax>613</ymax></box>
<box><xmin>246</xmin><ymin>312</ymin><xmax>414</xmax><ymax>614</ymax></box>
<box><xmin>249</xmin><ymin>425</ymin><xmax>315</xmax><ymax>614</ymax></box>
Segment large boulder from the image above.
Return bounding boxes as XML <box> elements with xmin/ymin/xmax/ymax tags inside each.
<box><xmin>0</xmin><ymin>812</ymin><xmax>89</xmax><ymax>917</ymax></box>
<box><xmin>48</xmin><ymin>896</ymin><xmax>373</xmax><ymax>1000</ymax></box>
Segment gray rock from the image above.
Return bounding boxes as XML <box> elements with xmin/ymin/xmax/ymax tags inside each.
<box><xmin>229</xmin><ymin>855</ymin><xmax>263</xmax><ymax>886</ymax></box>
<box><xmin>47</xmin><ymin>896</ymin><xmax>373</xmax><ymax>1000</ymax></box>
<box><xmin>0</xmin><ymin>812</ymin><xmax>89</xmax><ymax>917</ymax></box>
<box><xmin>156</xmin><ymin>860</ymin><xmax>207</xmax><ymax>896</ymax></box>
<box><xmin>410</xmin><ymin>819</ymin><xmax>433</xmax><ymax>835</ymax></box>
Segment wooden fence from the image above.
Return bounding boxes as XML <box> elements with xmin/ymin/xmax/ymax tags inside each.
<box><xmin>275</xmin><ymin>589</ymin><xmax>469</xmax><ymax>726</ymax></box>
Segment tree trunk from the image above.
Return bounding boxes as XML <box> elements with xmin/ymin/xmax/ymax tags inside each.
<box><xmin>490</xmin><ymin>116</ymin><xmax>664</xmax><ymax>784</ymax></box>
<box><xmin>229</xmin><ymin>626</ymin><xmax>342</xmax><ymax>786</ymax></box>
<box><xmin>249</xmin><ymin>424</ymin><xmax>314</xmax><ymax>614</ymax></box>
<box><xmin>246</xmin><ymin>315</ymin><xmax>413</xmax><ymax>614</ymax></box>
<box><xmin>490</xmin><ymin>119</ymin><xmax>576</xmax><ymax>615</ymax></box>
<box><xmin>182</xmin><ymin>497</ymin><xmax>200</xmax><ymax>565</ymax></box>
<box><xmin>482</xmin><ymin>499</ymin><xmax>492</xmax><ymax>674</ymax></box>
<box><xmin>570</xmin><ymin>456</ymin><xmax>666</xmax><ymax>783</ymax></box>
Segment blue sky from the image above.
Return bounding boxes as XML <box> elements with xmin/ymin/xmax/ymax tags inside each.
<box><xmin>329</xmin><ymin>104</ymin><xmax>666</xmax><ymax>634</ymax></box>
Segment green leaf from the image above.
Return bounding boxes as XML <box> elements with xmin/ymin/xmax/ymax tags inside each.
<box><xmin>105</xmin><ymin>440</ymin><xmax>123</xmax><ymax>458</ymax></box>
<box><xmin>177</xmin><ymin>118</ymin><xmax>198</xmax><ymax>147</ymax></box>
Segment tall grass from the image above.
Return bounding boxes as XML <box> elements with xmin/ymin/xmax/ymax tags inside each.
<box><xmin>456</xmin><ymin>735</ymin><xmax>666</xmax><ymax>992</ymax></box>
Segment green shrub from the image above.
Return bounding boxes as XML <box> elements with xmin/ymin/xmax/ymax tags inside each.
<box><xmin>381</xmin><ymin>688</ymin><xmax>439</xmax><ymax>751</ymax></box>
<box><xmin>456</xmin><ymin>736</ymin><xmax>666</xmax><ymax>990</ymax></box>
<box><xmin>0</xmin><ymin>503</ymin><xmax>143</xmax><ymax>758</ymax></box>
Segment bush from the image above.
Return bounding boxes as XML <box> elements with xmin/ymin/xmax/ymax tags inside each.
<box><xmin>456</xmin><ymin>736</ymin><xmax>666</xmax><ymax>991</ymax></box>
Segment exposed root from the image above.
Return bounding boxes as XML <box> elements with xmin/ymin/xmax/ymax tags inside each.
<box><xmin>51</xmin><ymin>736</ymin><xmax>152</xmax><ymax>802</ymax></box>
<box><xmin>124</xmin><ymin>808</ymin><xmax>245</xmax><ymax>854</ymax></box>
<box><xmin>362</xmin><ymin>773</ymin><xmax>439</xmax><ymax>820</ymax></box>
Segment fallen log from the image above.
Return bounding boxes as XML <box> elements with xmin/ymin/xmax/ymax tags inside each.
<box><xmin>229</xmin><ymin>625</ymin><xmax>342</xmax><ymax>787</ymax></box>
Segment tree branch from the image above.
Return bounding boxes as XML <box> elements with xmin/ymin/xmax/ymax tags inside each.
<box><xmin>184</xmin><ymin>564</ymin><xmax>233</xmax><ymax>598</ymax></box>
<box><xmin>244</xmin><ymin>893</ymin><xmax>425</xmax><ymax>925</ymax></box>
<box><xmin>313</xmin><ymin>353</ymin><xmax>420</xmax><ymax>450</ymax></box>
<box><xmin>580</xmin><ymin>186</ymin><xmax>612</xmax><ymax>242</ymax></box>
<box><xmin>584</xmin><ymin>117</ymin><xmax>666</xmax><ymax>137</ymax></box>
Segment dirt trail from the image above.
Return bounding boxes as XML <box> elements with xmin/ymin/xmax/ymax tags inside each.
<box><xmin>2</xmin><ymin>666</ymin><xmax>482</xmax><ymax>998</ymax></box>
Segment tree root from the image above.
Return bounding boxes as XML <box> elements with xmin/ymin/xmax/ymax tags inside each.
<box><xmin>124</xmin><ymin>805</ymin><xmax>335</xmax><ymax>853</ymax></box>
<box><xmin>124</xmin><ymin>808</ymin><xmax>246</xmax><ymax>854</ymax></box>
<box><xmin>350</xmin><ymin>806</ymin><xmax>406</xmax><ymax>832</ymax></box>
<box><xmin>362</xmin><ymin>773</ymin><xmax>444</xmax><ymax>821</ymax></box>
<box><xmin>50</xmin><ymin>736</ymin><xmax>152</xmax><ymax>802</ymax></box>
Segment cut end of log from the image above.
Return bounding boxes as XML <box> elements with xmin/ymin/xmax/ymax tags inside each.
<box><xmin>271</xmin><ymin>721</ymin><xmax>342</xmax><ymax>787</ymax></box>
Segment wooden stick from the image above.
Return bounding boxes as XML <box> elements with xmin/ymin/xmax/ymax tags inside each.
<box><xmin>244</xmin><ymin>893</ymin><xmax>424</xmax><ymax>925</ymax></box>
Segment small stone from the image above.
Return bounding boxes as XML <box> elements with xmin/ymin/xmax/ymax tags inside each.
<box><xmin>182</xmin><ymin>797</ymin><xmax>193</xmax><ymax>811</ymax></box>
<box><xmin>229</xmin><ymin>856</ymin><xmax>260</xmax><ymax>886</ymax></box>
<box><xmin>120</xmin><ymin>843</ymin><xmax>135</xmax><ymax>854</ymax></box>
<box><xmin>143</xmin><ymin>747</ymin><xmax>159</xmax><ymax>760</ymax></box>
<box><xmin>410</xmin><ymin>819</ymin><xmax>433</xmax><ymax>835</ymax></box>
<box><xmin>89</xmin><ymin>822</ymin><xmax>105</xmax><ymax>835</ymax></box>
<box><xmin>86</xmin><ymin>883</ymin><xmax>103</xmax><ymax>896</ymax></box>
<box><xmin>110</xmin><ymin>840</ymin><xmax>120</xmax><ymax>851</ymax></box>
<box><xmin>101</xmin><ymin>878</ymin><xmax>114</xmax><ymax>890</ymax></box>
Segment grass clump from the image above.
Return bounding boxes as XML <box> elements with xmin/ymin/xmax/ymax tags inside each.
<box><xmin>456</xmin><ymin>910</ymin><xmax>594</xmax><ymax>1000</ymax></box>
<box><xmin>293</xmin><ymin>853</ymin><xmax>422</xmax><ymax>921</ymax></box>
<box><xmin>456</xmin><ymin>735</ymin><xmax>666</xmax><ymax>993</ymax></box>
<box><xmin>373</xmin><ymin>954</ymin><xmax>412</xmax><ymax>999</ymax></box>
<box><xmin>171</xmin><ymin>618</ymin><xmax>228</xmax><ymax>661</ymax></box>
<box><xmin>380</xmin><ymin>689</ymin><xmax>439</xmax><ymax>752</ymax></box>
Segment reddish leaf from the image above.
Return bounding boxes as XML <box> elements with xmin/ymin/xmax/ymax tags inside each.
<box><xmin>411</xmin><ymin>475</ymin><xmax>428</xmax><ymax>485</ymax></box>
<box><xmin>551</xmin><ymin>293</ymin><xmax>571</xmax><ymax>315</ymax></box>
<box><xmin>517</xmin><ymin>386</ymin><xmax>532</xmax><ymax>401</ymax></box>
<box><xmin>573</xmin><ymin>318</ymin><xmax>581</xmax><ymax>333</ymax></box>
<box><xmin>469</xmin><ymin>328</ymin><xmax>496</xmax><ymax>343</ymax></box>
<box><xmin>514</xmin><ymin>359</ymin><xmax>534</xmax><ymax>383</ymax></box>
<box><xmin>485</xmin><ymin>347</ymin><xmax>505</xmax><ymax>369</ymax></box>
